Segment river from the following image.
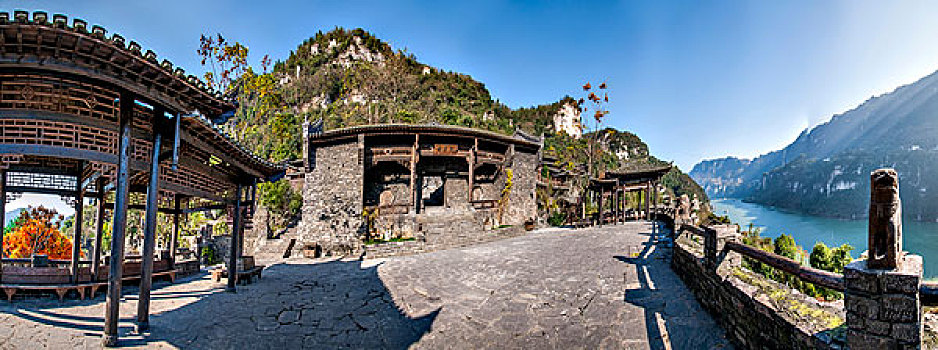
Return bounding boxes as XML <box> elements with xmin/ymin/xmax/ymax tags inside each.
<box><xmin>710</xmin><ymin>198</ymin><xmax>938</xmax><ymax>279</ymax></box>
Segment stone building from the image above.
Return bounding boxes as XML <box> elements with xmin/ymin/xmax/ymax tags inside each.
<box><xmin>298</xmin><ymin>124</ymin><xmax>541</xmax><ymax>256</ymax></box>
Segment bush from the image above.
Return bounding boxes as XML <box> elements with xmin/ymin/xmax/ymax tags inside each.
<box><xmin>201</xmin><ymin>246</ymin><xmax>217</xmax><ymax>265</ymax></box>
<box><xmin>258</xmin><ymin>179</ymin><xmax>303</xmax><ymax>230</ymax></box>
<box><xmin>547</xmin><ymin>212</ymin><xmax>567</xmax><ymax>227</ymax></box>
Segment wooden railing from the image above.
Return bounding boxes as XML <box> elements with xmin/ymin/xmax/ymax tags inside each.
<box><xmin>678</xmin><ymin>223</ymin><xmax>938</xmax><ymax>305</ymax></box>
<box><xmin>679</xmin><ymin>224</ymin><xmax>845</xmax><ymax>291</ymax></box>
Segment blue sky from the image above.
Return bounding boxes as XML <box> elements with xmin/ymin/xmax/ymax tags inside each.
<box><xmin>5</xmin><ymin>1</ymin><xmax>938</xmax><ymax>177</ymax></box>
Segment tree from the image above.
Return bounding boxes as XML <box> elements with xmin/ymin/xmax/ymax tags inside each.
<box><xmin>773</xmin><ymin>234</ymin><xmax>798</xmax><ymax>260</ymax></box>
<box><xmin>578</xmin><ymin>81</ymin><xmax>610</xmax><ymax>179</ymax></box>
<box><xmin>809</xmin><ymin>242</ymin><xmax>833</xmax><ymax>271</ymax></box>
<box><xmin>809</xmin><ymin>242</ymin><xmax>853</xmax><ymax>274</ymax></box>
<box><xmin>3</xmin><ymin>206</ymin><xmax>74</xmax><ymax>259</ymax></box>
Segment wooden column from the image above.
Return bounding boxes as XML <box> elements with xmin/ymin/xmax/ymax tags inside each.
<box><xmin>70</xmin><ymin>161</ymin><xmax>84</xmax><ymax>283</ymax></box>
<box><xmin>646</xmin><ymin>182</ymin><xmax>652</xmax><ymax>221</ymax></box>
<box><xmin>136</xmin><ymin>120</ymin><xmax>163</xmax><ymax>331</ymax></box>
<box><xmin>170</xmin><ymin>196</ymin><xmax>180</xmax><ymax>269</ymax></box>
<box><xmin>410</xmin><ymin>134</ymin><xmax>419</xmax><ymax>213</ymax></box>
<box><xmin>468</xmin><ymin>138</ymin><xmax>476</xmax><ymax>202</ymax></box>
<box><xmin>227</xmin><ymin>183</ymin><xmax>243</xmax><ymax>292</ymax></box>
<box><xmin>597</xmin><ymin>187</ymin><xmax>604</xmax><ymax>227</ymax></box>
<box><xmin>103</xmin><ymin>92</ymin><xmax>135</xmax><ymax>347</ymax></box>
<box><xmin>92</xmin><ymin>178</ymin><xmax>105</xmax><ymax>281</ymax></box>
<box><xmin>0</xmin><ymin>169</ymin><xmax>5</xmax><ymax>284</ymax></box>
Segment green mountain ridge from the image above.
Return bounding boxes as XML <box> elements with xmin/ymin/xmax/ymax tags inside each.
<box><xmin>690</xmin><ymin>69</ymin><xmax>938</xmax><ymax>221</ymax></box>
<box><xmin>223</xmin><ymin>27</ymin><xmax>708</xmax><ymax>213</ymax></box>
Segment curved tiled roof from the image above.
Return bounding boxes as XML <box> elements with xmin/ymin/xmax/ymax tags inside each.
<box><xmin>312</xmin><ymin>124</ymin><xmax>543</xmax><ymax>149</ymax></box>
<box><xmin>0</xmin><ymin>10</ymin><xmax>285</xmax><ymax>178</ymax></box>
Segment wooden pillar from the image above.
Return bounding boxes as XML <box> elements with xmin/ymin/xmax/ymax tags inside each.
<box><xmin>170</xmin><ymin>196</ymin><xmax>180</xmax><ymax>269</ymax></box>
<box><xmin>92</xmin><ymin>178</ymin><xmax>105</xmax><ymax>281</ymax></box>
<box><xmin>136</xmin><ymin>121</ymin><xmax>163</xmax><ymax>331</ymax></box>
<box><xmin>0</xmin><ymin>169</ymin><xmax>5</xmax><ymax>284</ymax></box>
<box><xmin>103</xmin><ymin>92</ymin><xmax>134</xmax><ymax>347</ymax></box>
<box><xmin>597</xmin><ymin>187</ymin><xmax>604</xmax><ymax>227</ymax></box>
<box><xmin>646</xmin><ymin>182</ymin><xmax>652</xmax><ymax>221</ymax></box>
<box><xmin>70</xmin><ymin>161</ymin><xmax>84</xmax><ymax>283</ymax></box>
<box><xmin>227</xmin><ymin>183</ymin><xmax>243</xmax><ymax>292</ymax></box>
<box><xmin>410</xmin><ymin>134</ymin><xmax>419</xmax><ymax>213</ymax></box>
<box><xmin>468</xmin><ymin>138</ymin><xmax>476</xmax><ymax>202</ymax></box>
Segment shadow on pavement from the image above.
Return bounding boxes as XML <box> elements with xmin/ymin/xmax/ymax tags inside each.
<box><xmin>3</xmin><ymin>260</ymin><xmax>439</xmax><ymax>349</ymax></box>
<box><xmin>616</xmin><ymin>222</ymin><xmax>732</xmax><ymax>350</ymax></box>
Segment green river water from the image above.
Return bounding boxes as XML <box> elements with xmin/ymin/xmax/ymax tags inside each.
<box><xmin>711</xmin><ymin>198</ymin><xmax>938</xmax><ymax>279</ymax></box>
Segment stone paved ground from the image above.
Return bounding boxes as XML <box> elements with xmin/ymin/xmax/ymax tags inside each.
<box><xmin>0</xmin><ymin>222</ymin><xmax>731</xmax><ymax>349</ymax></box>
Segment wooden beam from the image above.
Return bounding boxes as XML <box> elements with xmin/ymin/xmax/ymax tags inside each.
<box><xmin>178</xmin><ymin>127</ymin><xmax>263</xmax><ymax>178</ymax></box>
<box><xmin>0</xmin><ymin>144</ymin><xmax>117</xmax><ymax>164</ymax></box>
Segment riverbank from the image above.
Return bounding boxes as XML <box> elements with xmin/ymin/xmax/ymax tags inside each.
<box><xmin>711</xmin><ymin>198</ymin><xmax>938</xmax><ymax>279</ymax></box>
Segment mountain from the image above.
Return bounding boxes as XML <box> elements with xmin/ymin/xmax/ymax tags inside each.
<box><xmin>222</xmin><ymin>27</ymin><xmax>707</xmax><ymax>209</ymax></box>
<box><xmin>690</xmin><ymin>69</ymin><xmax>938</xmax><ymax>220</ymax></box>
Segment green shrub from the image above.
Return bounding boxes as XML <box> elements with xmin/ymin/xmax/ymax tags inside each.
<box><xmin>547</xmin><ymin>212</ymin><xmax>567</xmax><ymax>227</ymax></box>
<box><xmin>201</xmin><ymin>246</ymin><xmax>217</xmax><ymax>265</ymax></box>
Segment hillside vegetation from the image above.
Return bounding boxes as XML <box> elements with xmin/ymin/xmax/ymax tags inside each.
<box><xmin>215</xmin><ymin>27</ymin><xmax>708</xmax><ymax>215</ymax></box>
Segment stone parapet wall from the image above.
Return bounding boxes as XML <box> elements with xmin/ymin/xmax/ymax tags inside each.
<box><xmin>671</xmin><ymin>233</ymin><xmax>846</xmax><ymax>349</ymax></box>
<box><xmin>364</xmin><ymin>225</ymin><xmax>526</xmax><ymax>259</ymax></box>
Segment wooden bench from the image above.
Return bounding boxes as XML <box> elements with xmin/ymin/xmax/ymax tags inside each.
<box><xmin>1</xmin><ymin>269</ymin><xmax>179</xmax><ymax>301</ymax></box>
<box><xmin>572</xmin><ymin>220</ymin><xmax>593</xmax><ymax>228</ymax></box>
<box><xmin>86</xmin><ymin>269</ymin><xmax>179</xmax><ymax>298</ymax></box>
<box><xmin>211</xmin><ymin>266</ymin><xmax>265</xmax><ymax>284</ymax></box>
<box><xmin>0</xmin><ymin>283</ymin><xmax>94</xmax><ymax>302</ymax></box>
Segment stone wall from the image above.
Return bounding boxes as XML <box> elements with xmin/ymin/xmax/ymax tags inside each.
<box><xmin>505</xmin><ymin>150</ymin><xmax>538</xmax><ymax>226</ymax></box>
<box><xmin>299</xmin><ymin>130</ymin><xmax>540</xmax><ymax>258</ymax></box>
<box><xmin>298</xmin><ymin>141</ymin><xmax>364</xmax><ymax>256</ymax></box>
<box><xmin>444</xmin><ymin>176</ymin><xmax>469</xmax><ymax>209</ymax></box>
<box><xmin>671</xmin><ymin>230</ymin><xmax>846</xmax><ymax>349</ymax></box>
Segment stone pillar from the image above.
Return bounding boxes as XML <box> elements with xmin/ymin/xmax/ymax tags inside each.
<box><xmin>703</xmin><ymin>224</ymin><xmax>740</xmax><ymax>270</ymax></box>
<box><xmin>845</xmin><ymin>168</ymin><xmax>922</xmax><ymax>349</ymax></box>
<box><xmin>869</xmin><ymin>168</ymin><xmax>902</xmax><ymax>269</ymax></box>
<box><xmin>845</xmin><ymin>256</ymin><xmax>922</xmax><ymax>349</ymax></box>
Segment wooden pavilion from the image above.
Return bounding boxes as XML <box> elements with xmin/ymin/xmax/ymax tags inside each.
<box><xmin>588</xmin><ymin>164</ymin><xmax>672</xmax><ymax>225</ymax></box>
<box><xmin>0</xmin><ymin>11</ymin><xmax>283</xmax><ymax>346</ymax></box>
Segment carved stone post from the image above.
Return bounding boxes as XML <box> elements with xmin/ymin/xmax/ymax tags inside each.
<box><xmin>869</xmin><ymin>168</ymin><xmax>902</xmax><ymax>269</ymax></box>
<box><xmin>845</xmin><ymin>168</ymin><xmax>922</xmax><ymax>349</ymax></box>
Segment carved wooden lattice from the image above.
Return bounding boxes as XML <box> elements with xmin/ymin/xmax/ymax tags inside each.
<box><xmin>0</xmin><ymin>118</ymin><xmax>119</xmax><ymax>154</ymax></box>
<box><xmin>0</xmin><ymin>73</ymin><xmax>120</xmax><ymax>122</ymax></box>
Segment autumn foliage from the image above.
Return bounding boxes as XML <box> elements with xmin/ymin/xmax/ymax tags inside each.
<box><xmin>3</xmin><ymin>206</ymin><xmax>74</xmax><ymax>259</ymax></box>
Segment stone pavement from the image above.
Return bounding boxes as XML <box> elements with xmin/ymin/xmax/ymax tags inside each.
<box><xmin>0</xmin><ymin>222</ymin><xmax>731</xmax><ymax>349</ymax></box>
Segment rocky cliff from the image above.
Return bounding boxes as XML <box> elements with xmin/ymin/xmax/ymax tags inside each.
<box><xmin>689</xmin><ymin>69</ymin><xmax>938</xmax><ymax>220</ymax></box>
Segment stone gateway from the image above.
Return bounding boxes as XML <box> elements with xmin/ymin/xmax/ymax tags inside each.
<box><xmin>298</xmin><ymin>124</ymin><xmax>541</xmax><ymax>257</ymax></box>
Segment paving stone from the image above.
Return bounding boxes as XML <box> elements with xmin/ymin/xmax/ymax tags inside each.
<box><xmin>0</xmin><ymin>223</ymin><xmax>731</xmax><ymax>349</ymax></box>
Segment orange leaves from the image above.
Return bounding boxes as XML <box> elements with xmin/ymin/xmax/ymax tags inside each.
<box><xmin>198</xmin><ymin>32</ymin><xmax>252</xmax><ymax>93</ymax></box>
<box><xmin>3</xmin><ymin>206</ymin><xmax>74</xmax><ymax>260</ymax></box>
<box><xmin>580</xmin><ymin>80</ymin><xmax>611</xmax><ymax>125</ymax></box>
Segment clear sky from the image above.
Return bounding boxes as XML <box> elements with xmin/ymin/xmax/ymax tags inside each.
<box><xmin>4</xmin><ymin>1</ymin><xmax>938</xmax><ymax>174</ymax></box>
